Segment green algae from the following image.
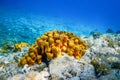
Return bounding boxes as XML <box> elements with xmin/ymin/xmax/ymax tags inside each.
<box><xmin>111</xmin><ymin>62</ymin><xmax>120</xmax><ymax>69</ymax></box>
<box><xmin>91</xmin><ymin>59</ymin><xmax>110</xmax><ymax>76</ymax></box>
<box><xmin>0</xmin><ymin>43</ymin><xmax>13</xmax><ymax>53</ymax></box>
<box><xmin>108</xmin><ymin>40</ymin><xmax>115</xmax><ymax>47</ymax></box>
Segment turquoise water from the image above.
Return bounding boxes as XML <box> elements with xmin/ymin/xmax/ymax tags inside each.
<box><xmin>0</xmin><ymin>0</ymin><xmax>120</xmax><ymax>46</ymax></box>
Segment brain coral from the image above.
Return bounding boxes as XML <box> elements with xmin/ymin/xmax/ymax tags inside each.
<box><xmin>18</xmin><ymin>30</ymin><xmax>87</xmax><ymax>66</ymax></box>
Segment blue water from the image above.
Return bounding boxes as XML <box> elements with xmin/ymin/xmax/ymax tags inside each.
<box><xmin>0</xmin><ymin>0</ymin><xmax>120</xmax><ymax>46</ymax></box>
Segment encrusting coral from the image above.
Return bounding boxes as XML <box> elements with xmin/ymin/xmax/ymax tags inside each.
<box><xmin>18</xmin><ymin>30</ymin><xmax>87</xmax><ymax>66</ymax></box>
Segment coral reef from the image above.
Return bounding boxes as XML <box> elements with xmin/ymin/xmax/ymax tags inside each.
<box><xmin>18</xmin><ymin>30</ymin><xmax>87</xmax><ymax>66</ymax></box>
<box><xmin>14</xmin><ymin>42</ymin><xmax>29</xmax><ymax>52</ymax></box>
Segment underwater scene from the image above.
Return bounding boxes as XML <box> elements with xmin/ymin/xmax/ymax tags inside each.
<box><xmin>0</xmin><ymin>0</ymin><xmax>120</xmax><ymax>80</ymax></box>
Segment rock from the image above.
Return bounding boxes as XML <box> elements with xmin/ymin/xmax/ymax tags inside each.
<box><xmin>11</xmin><ymin>70</ymin><xmax>50</xmax><ymax>80</ymax></box>
<box><xmin>39</xmin><ymin>70</ymin><xmax>50</xmax><ymax>79</ymax></box>
<box><xmin>99</xmin><ymin>47</ymin><xmax>118</xmax><ymax>55</ymax></box>
<box><xmin>26</xmin><ymin>71</ymin><xmax>42</xmax><ymax>80</ymax></box>
<box><xmin>30</xmin><ymin>63</ymin><xmax>46</xmax><ymax>72</ymax></box>
<box><xmin>115</xmin><ymin>46</ymin><xmax>120</xmax><ymax>54</ymax></box>
<box><xmin>49</xmin><ymin>54</ymin><xmax>95</xmax><ymax>80</ymax></box>
<box><xmin>98</xmin><ymin>70</ymin><xmax>120</xmax><ymax>80</ymax></box>
<box><xmin>11</xmin><ymin>74</ymin><xmax>27</xmax><ymax>80</ymax></box>
<box><xmin>69</xmin><ymin>76</ymin><xmax>80</xmax><ymax>80</ymax></box>
<box><xmin>21</xmin><ymin>65</ymin><xmax>31</xmax><ymax>73</ymax></box>
<box><xmin>107</xmin><ymin>56</ymin><xmax>120</xmax><ymax>62</ymax></box>
<box><xmin>85</xmin><ymin>36</ymin><xmax>94</xmax><ymax>47</ymax></box>
<box><xmin>0</xmin><ymin>64</ymin><xmax>4</xmax><ymax>71</ymax></box>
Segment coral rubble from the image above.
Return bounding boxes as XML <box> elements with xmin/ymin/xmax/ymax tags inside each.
<box><xmin>18</xmin><ymin>30</ymin><xmax>87</xmax><ymax>66</ymax></box>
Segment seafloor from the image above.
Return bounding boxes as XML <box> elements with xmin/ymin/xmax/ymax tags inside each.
<box><xmin>0</xmin><ymin>14</ymin><xmax>120</xmax><ymax>80</ymax></box>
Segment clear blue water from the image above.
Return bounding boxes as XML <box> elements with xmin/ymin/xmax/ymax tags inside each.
<box><xmin>0</xmin><ymin>0</ymin><xmax>120</xmax><ymax>46</ymax></box>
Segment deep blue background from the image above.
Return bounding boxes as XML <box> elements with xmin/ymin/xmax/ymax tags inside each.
<box><xmin>0</xmin><ymin>0</ymin><xmax>120</xmax><ymax>30</ymax></box>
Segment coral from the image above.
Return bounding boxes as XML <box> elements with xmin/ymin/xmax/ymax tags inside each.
<box><xmin>14</xmin><ymin>42</ymin><xmax>29</xmax><ymax>51</ymax></box>
<box><xmin>18</xmin><ymin>30</ymin><xmax>87</xmax><ymax>66</ymax></box>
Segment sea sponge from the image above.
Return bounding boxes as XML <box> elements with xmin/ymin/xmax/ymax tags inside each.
<box><xmin>37</xmin><ymin>55</ymin><xmax>42</xmax><ymax>64</ymax></box>
<box><xmin>14</xmin><ymin>42</ymin><xmax>29</xmax><ymax>51</ymax></box>
<box><xmin>18</xmin><ymin>30</ymin><xmax>87</xmax><ymax>66</ymax></box>
<box><xmin>46</xmin><ymin>52</ymin><xmax>54</xmax><ymax>59</ymax></box>
<box><xmin>18</xmin><ymin>57</ymin><xmax>27</xmax><ymax>66</ymax></box>
<box><xmin>26</xmin><ymin>56</ymin><xmax>35</xmax><ymax>66</ymax></box>
<box><xmin>29</xmin><ymin>52</ymin><xmax>36</xmax><ymax>61</ymax></box>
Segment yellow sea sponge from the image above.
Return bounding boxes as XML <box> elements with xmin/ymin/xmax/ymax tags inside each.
<box><xmin>29</xmin><ymin>52</ymin><xmax>36</xmax><ymax>61</ymax></box>
<box><xmin>47</xmin><ymin>32</ymin><xmax>53</xmax><ymax>37</ymax></box>
<box><xmin>56</xmin><ymin>52</ymin><xmax>61</xmax><ymax>58</ymax></box>
<box><xmin>74</xmin><ymin>39</ymin><xmax>79</xmax><ymax>44</ymax></box>
<box><xmin>68</xmin><ymin>41</ymin><xmax>74</xmax><ymax>48</ymax></box>
<box><xmin>53</xmin><ymin>29</ymin><xmax>58</xmax><ymax>34</ymax></box>
<box><xmin>24</xmin><ymin>53</ymin><xmax>29</xmax><ymax>58</ymax></box>
<box><xmin>14</xmin><ymin>42</ymin><xmax>29</xmax><ymax>51</ymax></box>
<box><xmin>46</xmin><ymin>52</ymin><xmax>54</xmax><ymax>59</ymax></box>
<box><xmin>29</xmin><ymin>46</ymin><xmax>38</xmax><ymax>55</ymax></box>
<box><xmin>48</xmin><ymin>37</ymin><xmax>54</xmax><ymax>44</ymax></box>
<box><xmin>55</xmin><ymin>40</ymin><xmax>62</xmax><ymax>47</ymax></box>
<box><xmin>61</xmin><ymin>46</ymin><xmax>67</xmax><ymax>52</ymax></box>
<box><xmin>41</xmin><ymin>35</ymin><xmax>48</xmax><ymax>41</ymax></box>
<box><xmin>18</xmin><ymin>30</ymin><xmax>87</xmax><ymax>66</ymax></box>
<box><xmin>21</xmin><ymin>59</ymin><xmax>27</xmax><ymax>65</ymax></box>
<box><xmin>54</xmin><ymin>33</ymin><xmax>59</xmax><ymax>39</ymax></box>
<box><xmin>75</xmin><ymin>55</ymin><xmax>81</xmax><ymax>60</ymax></box>
<box><xmin>67</xmin><ymin>48</ymin><xmax>74</xmax><ymax>56</ymax></box>
<box><xmin>26</xmin><ymin>56</ymin><xmax>35</xmax><ymax>65</ymax></box>
<box><xmin>37</xmin><ymin>55</ymin><xmax>42</xmax><ymax>60</ymax></box>
<box><xmin>18</xmin><ymin>57</ymin><xmax>27</xmax><ymax>66</ymax></box>
<box><xmin>51</xmin><ymin>46</ymin><xmax>57</xmax><ymax>53</ymax></box>
<box><xmin>37</xmin><ymin>55</ymin><xmax>42</xmax><ymax>64</ymax></box>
